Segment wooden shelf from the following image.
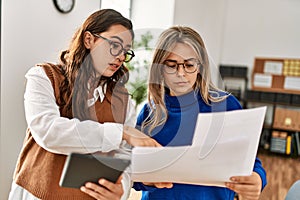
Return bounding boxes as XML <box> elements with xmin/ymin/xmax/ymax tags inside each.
<box><xmin>251</xmin><ymin>57</ymin><xmax>300</xmax><ymax>95</ymax></box>
<box><xmin>219</xmin><ymin>63</ymin><xmax>300</xmax><ymax>157</ymax></box>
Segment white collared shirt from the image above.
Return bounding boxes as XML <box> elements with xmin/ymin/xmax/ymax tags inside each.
<box><xmin>24</xmin><ymin>66</ymin><xmax>136</xmax><ymax>154</ymax></box>
<box><xmin>9</xmin><ymin>66</ymin><xmax>136</xmax><ymax>200</ymax></box>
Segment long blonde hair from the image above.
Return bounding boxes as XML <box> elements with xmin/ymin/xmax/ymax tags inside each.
<box><xmin>142</xmin><ymin>26</ymin><xmax>226</xmax><ymax>134</ymax></box>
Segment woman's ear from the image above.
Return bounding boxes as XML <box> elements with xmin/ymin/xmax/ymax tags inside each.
<box><xmin>83</xmin><ymin>31</ymin><xmax>94</xmax><ymax>49</ymax></box>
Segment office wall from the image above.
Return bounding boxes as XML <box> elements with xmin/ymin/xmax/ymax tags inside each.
<box><xmin>221</xmin><ymin>0</ymin><xmax>300</xmax><ymax>68</ymax></box>
<box><xmin>173</xmin><ymin>0</ymin><xmax>227</xmax><ymax>86</ymax></box>
<box><xmin>0</xmin><ymin>1</ymin><xmax>100</xmax><ymax>199</ymax></box>
<box><xmin>131</xmin><ymin>0</ymin><xmax>175</xmax><ymax>57</ymax></box>
<box><xmin>132</xmin><ymin>0</ymin><xmax>174</xmax><ymax>29</ymax></box>
<box><xmin>174</xmin><ymin>0</ymin><xmax>300</xmax><ymax>85</ymax></box>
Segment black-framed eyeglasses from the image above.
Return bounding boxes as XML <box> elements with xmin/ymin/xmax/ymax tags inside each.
<box><xmin>93</xmin><ymin>34</ymin><xmax>135</xmax><ymax>62</ymax></box>
<box><xmin>163</xmin><ymin>58</ymin><xmax>200</xmax><ymax>74</ymax></box>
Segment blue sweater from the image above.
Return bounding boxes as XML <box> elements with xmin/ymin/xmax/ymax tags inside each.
<box><xmin>133</xmin><ymin>90</ymin><xmax>267</xmax><ymax>200</ymax></box>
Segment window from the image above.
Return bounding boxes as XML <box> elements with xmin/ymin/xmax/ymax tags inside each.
<box><xmin>100</xmin><ymin>0</ymin><xmax>132</xmax><ymax>19</ymax></box>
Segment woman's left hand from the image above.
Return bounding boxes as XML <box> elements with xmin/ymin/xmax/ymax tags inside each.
<box><xmin>80</xmin><ymin>176</ymin><xmax>124</xmax><ymax>200</ymax></box>
<box><xmin>225</xmin><ymin>172</ymin><xmax>262</xmax><ymax>200</ymax></box>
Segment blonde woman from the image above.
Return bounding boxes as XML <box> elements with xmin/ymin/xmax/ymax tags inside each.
<box><xmin>133</xmin><ymin>26</ymin><xmax>267</xmax><ymax>200</ymax></box>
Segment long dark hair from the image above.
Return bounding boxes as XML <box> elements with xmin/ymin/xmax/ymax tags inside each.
<box><xmin>57</xmin><ymin>9</ymin><xmax>133</xmax><ymax>120</ymax></box>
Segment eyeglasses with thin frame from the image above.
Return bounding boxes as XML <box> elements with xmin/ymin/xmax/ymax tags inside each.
<box><xmin>163</xmin><ymin>58</ymin><xmax>200</xmax><ymax>74</ymax></box>
<box><xmin>93</xmin><ymin>34</ymin><xmax>135</xmax><ymax>63</ymax></box>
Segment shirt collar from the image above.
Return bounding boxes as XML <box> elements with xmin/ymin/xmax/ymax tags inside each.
<box><xmin>87</xmin><ymin>84</ymin><xmax>107</xmax><ymax>107</ymax></box>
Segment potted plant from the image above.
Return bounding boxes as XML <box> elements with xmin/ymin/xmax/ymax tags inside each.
<box><xmin>126</xmin><ymin>31</ymin><xmax>153</xmax><ymax>110</ymax></box>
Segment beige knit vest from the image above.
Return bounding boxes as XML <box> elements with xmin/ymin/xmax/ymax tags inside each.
<box><xmin>13</xmin><ymin>64</ymin><xmax>128</xmax><ymax>200</ymax></box>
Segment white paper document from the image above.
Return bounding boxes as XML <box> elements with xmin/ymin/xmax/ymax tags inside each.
<box><xmin>253</xmin><ymin>73</ymin><xmax>272</xmax><ymax>88</ymax></box>
<box><xmin>130</xmin><ymin>106</ymin><xmax>266</xmax><ymax>187</ymax></box>
<box><xmin>284</xmin><ymin>76</ymin><xmax>300</xmax><ymax>90</ymax></box>
<box><xmin>264</xmin><ymin>61</ymin><xmax>283</xmax><ymax>75</ymax></box>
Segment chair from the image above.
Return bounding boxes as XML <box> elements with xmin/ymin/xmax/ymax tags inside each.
<box><xmin>285</xmin><ymin>180</ymin><xmax>300</xmax><ymax>200</ymax></box>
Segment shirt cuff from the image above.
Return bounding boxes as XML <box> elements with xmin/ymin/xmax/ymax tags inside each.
<box><xmin>254</xmin><ymin>167</ymin><xmax>267</xmax><ymax>191</ymax></box>
<box><xmin>102</xmin><ymin>123</ymin><xmax>123</xmax><ymax>152</ymax></box>
<box><xmin>121</xmin><ymin>173</ymin><xmax>132</xmax><ymax>200</ymax></box>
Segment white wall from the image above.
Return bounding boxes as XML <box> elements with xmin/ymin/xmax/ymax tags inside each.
<box><xmin>1</xmin><ymin>1</ymin><xmax>100</xmax><ymax>199</ymax></box>
<box><xmin>174</xmin><ymin>0</ymin><xmax>227</xmax><ymax>68</ymax></box>
<box><xmin>173</xmin><ymin>0</ymin><xmax>227</xmax><ymax>86</ymax></box>
<box><xmin>173</xmin><ymin>0</ymin><xmax>300</xmax><ymax>87</ymax></box>
<box><xmin>221</xmin><ymin>0</ymin><xmax>300</xmax><ymax>69</ymax></box>
<box><xmin>131</xmin><ymin>0</ymin><xmax>175</xmax><ymax>50</ymax></box>
<box><xmin>132</xmin><ymin>0</ymin><xmax>174</xmax><ymax>30</ymax></box>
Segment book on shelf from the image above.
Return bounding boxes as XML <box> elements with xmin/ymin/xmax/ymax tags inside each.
<box><xmin>270</xmin><ymin>131</ymin><xmax>287</xmax><ymax>154</ymax></box>
<box><xmin>294</xmin><ymin>132</ymin><xmax>300</xmax><ymax>156</ymax></box>
<box><xmin>286</xmin><ymin>135</ymin><xmax>292</xmax><ymax>155</ymax></box>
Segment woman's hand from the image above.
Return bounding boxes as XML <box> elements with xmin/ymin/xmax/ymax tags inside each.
<box><xmin>225</xmin><ymin>172</ymin><xmax>262</xmax><ymax>200</ymax></box>
<box><xmin>123</xmin><ymin>126</ymin><xmax>171</xmax><ymax>190</ymax></box>
<box><xmin>143</xmin><ymin>182</ymin><xmax>173</xmax><ymax>188</ymax></box>
<box><xmin>80</xmin><ymin>176</ymin><xmax>124</xmax><ymax>200</ymax></box>
<box><xmin>123</xmin><ymin>126</ymin><xmax>161</xmax><ymax>147</ymax></box>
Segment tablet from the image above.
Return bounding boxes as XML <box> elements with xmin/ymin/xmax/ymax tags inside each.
<box><xmin>59</xmin><ymin>152</ymin><xmax>131</xmax><ymax>189</ymax></box>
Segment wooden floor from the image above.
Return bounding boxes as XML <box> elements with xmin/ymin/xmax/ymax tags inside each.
<box><xmin>257</xmin><ymin>150</ymin><xmax>300</xmax><ymax>200</ymax></box>
<box><xmin>128</xmin><ymin>150</ymin><xmax>300</xmax><ymax>200</ymax></box>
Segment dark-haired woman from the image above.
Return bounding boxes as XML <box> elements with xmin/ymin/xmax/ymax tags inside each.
<box><xmin>9</xmin><ymin>9</ymin><xmax>160</xmax><ymax>200</ymax></box>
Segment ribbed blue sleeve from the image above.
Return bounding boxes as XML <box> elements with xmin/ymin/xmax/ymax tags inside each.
<box><xmin>253</xmin><ymin>157</ymin><xmax>267</xmax><ymax>190</ymax></box>
<box><xmin>133</xmin><ymin>182</ymin><xmax>158</xmax><ymax>192</ymax></box>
